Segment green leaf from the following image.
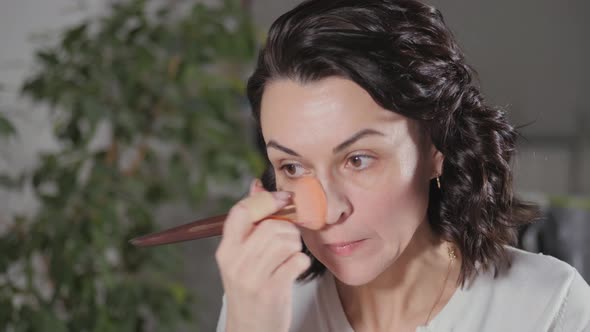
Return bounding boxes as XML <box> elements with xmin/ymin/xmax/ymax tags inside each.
<box><xmin>0</xmin><ymin>292</ymin><xmax>13</xmax><ymax>329</ymax></box>
<box><xmin>0</xmin><ymin>114</ymin><xmax>16</xmax><ymax>137</ymax></box>
<box><xmin>30</xmin><ymin>308</ymin><xmax>68</xmax><ymax>332</ymax></box>
<box><xmin>0</xmin><ymin>174</ymin><xmax>25</xmax><ymax>189</ymax></box>
<box><xmin>62</xmin><ymin>23</ymin><xmax>88</xmax><ymax>51</ymax></box>
<box><xmin>188</xmin><ymin>175</ymin><xmax>208</xmax><ymax>205</ymax></box>
<box><xmin>168</xmin><ymin>282</ymin><xmax>188</xmax><ymax>305</ymax></box>
<box><xmin>36</xmin><ymin>49</ymin><xmax>59</xmax><ymax>66</ymax></box>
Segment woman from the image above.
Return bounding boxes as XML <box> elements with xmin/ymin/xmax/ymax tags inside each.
<box><xmin>215</xmin><ymin>0</ymin><xmax>590</xmax><ymax>331</ymax></box>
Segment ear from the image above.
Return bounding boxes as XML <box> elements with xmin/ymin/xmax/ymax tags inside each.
<box><xmin>431</xmin><ymin>145</ymin><xmax>445</xmax><ymax>177</ymax></box>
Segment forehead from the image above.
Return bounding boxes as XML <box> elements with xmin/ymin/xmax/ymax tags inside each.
<box><xmin>260</xmin><ymin>77</ymin><xmax>402</xmax><ymax>143</ymax></box>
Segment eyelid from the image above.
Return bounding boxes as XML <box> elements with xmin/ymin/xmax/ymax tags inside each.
<box><xmin>346</xmin><ymin>152</ymin><xmax>376</xmax><ymax>161</ymax></box>
<box><xmin>348</xmin><ymin>151</ymin><xmax>374</xmax><ymax>158</ymax></box>
<box><xmin>278</xmin><ymin>159</ymin><xmax>304</xmax><ymax>168</ymax></box>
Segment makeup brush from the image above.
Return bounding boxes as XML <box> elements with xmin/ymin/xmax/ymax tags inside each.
<box><xmin>129</xmin><ymin>177</ymin><xmax>327</xmax><ymax>247</ymax></box>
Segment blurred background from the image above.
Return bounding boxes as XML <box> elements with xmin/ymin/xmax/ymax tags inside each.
<box><xmin>0</xmin><ymin>0</ymin><xmax>588</xmax><ymax>331</ymax></box>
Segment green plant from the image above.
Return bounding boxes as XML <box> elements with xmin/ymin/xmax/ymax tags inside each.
<box><xmin>0</xmin><ymin>114</ymin><xmax>16</xmax><ymax>139</ymax></box>
<box><xmin>0</xmin><ymin>85</ymin><xmax>17</xmax><ymax>139</ymax></box>
<box><xmin>0</xmin><ymin>0</ymin><xmax>261</xmax><ymax>330</ymax></box>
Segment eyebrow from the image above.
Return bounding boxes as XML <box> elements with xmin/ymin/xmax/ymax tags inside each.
<box><xmin>266</xmin><ymin>128</ymin><xmax>386</xmax><ymax>156</ymax></box>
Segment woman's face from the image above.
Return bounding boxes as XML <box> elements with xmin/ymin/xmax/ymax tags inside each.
<box><xmin>260</xmin><ymin>77</ymin><xmax>443</xmax><ymax>286</ymax></box>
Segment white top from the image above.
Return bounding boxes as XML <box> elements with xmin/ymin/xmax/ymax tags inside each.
<box><xmin>216</xmin><ymin>247</ymin><xmax>590</xmax><ymax>331</ymax></box>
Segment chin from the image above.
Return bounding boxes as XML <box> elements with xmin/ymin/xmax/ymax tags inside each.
<box><xmin>322</xmin><ymin>257</ymin><xmax>384</xmax><ymax>286</ymax></box>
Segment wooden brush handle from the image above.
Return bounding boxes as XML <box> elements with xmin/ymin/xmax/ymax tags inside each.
<box><xmin>129</xmin><ymin>205</ymin><xmax>296</xmax><ymax>247</ymax></box>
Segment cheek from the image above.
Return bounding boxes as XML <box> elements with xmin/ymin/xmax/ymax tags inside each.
<box><xmin>351</xmin><ymin>158</ymin><xmax>431</xmax><ymax>238</ymax></box>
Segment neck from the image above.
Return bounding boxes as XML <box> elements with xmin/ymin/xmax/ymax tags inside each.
<box><xmin>335</xmin><ymin>221</ymin><xmax>461</xmax><ymax>331</ymax></box>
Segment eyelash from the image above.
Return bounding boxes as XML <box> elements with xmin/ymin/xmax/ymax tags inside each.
<box><xmin>279</xmin><ymin>154</ymin><xmax>375</xmax><ymax>178</ymax></box>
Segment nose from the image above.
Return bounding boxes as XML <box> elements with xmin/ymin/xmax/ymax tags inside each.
<box><xmin>319</xmin><ymin>177</ymin><xmax>352</xmax><ymax>226</ymax></box>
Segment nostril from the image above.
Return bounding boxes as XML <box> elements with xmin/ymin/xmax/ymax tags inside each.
<box><xmin>326</xmin><ymin>211</ymin><xmax>347</xmax><ymax>225</ymax></box>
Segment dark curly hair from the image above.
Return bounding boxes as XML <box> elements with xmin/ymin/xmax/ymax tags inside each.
<box><xmin>247</xmin><ymin>0</ymin><xmax>539</xmax><ymax>286</ymax></box>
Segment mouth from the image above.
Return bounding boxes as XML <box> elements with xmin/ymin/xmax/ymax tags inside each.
<box><xmin>324</xmin><ymin>239</ymin><xmax>366</xmax><ymax>256</ymax></box>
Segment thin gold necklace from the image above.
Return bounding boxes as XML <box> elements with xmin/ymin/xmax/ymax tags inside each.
<box><xmin>423</xmin><ymin>245</ymin><xmax>457</xmax><ymax>326</ymax></box>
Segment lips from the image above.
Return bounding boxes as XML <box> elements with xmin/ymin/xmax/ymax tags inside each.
<box><xmin>325</xmin><ymin>239</ymin><xmax>366</xmax><ymax>256</ymax></box>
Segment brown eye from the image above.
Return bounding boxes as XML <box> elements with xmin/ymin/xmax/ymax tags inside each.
<box><xmin>284</xmin><ymin>164</ymin><xmax>297</xmax><ymax>175</ymax></box>
<box><xmin>350</xmin><ymin>156</ymin><xmax>363</xmax><ymax>168</ymax></box>
<box><xmin>279</xmin><ymin>163</ymin><xmax>305</xmax><ymax>178</ymax></box>
<box><xmin>346</xmin><ymin>155</ymin><xmax>374</xmax><ymax>170</ymax></box>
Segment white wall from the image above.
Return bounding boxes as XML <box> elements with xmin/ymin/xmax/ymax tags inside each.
<box><xmin>424</xmin><ymin>0</ymin><xmax>590</xmax><ymax>196</ymax></box>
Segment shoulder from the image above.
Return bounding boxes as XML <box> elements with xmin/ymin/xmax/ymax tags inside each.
<box><xmin>462</xmin><ymin>246</ymin><xmax>590</xmax><ymax>331</ymax></box>
<box><xmin>503</xmin><ymin>246</ymin><xmax>578</xmax><ymax>286</ymax></box>
<box><xmin>501</xmin><ymin>246</ymin><xmax>588</xmax><ymax>296</ymax></box>
<box><xmin>506</xmin><ymin>246</ymin><xmax>590</xmax><ymax>331</ymax></box>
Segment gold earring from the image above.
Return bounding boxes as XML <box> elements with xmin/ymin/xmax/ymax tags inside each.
<box><xmin>436</xmin><ymin>176</ymin><xmax>441</xmax><ymax>189</ymax></box>
<box><xmin>448</xmin><ymin>245</ymin><xmax>456</xmax><ymax>261</ymax></box>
